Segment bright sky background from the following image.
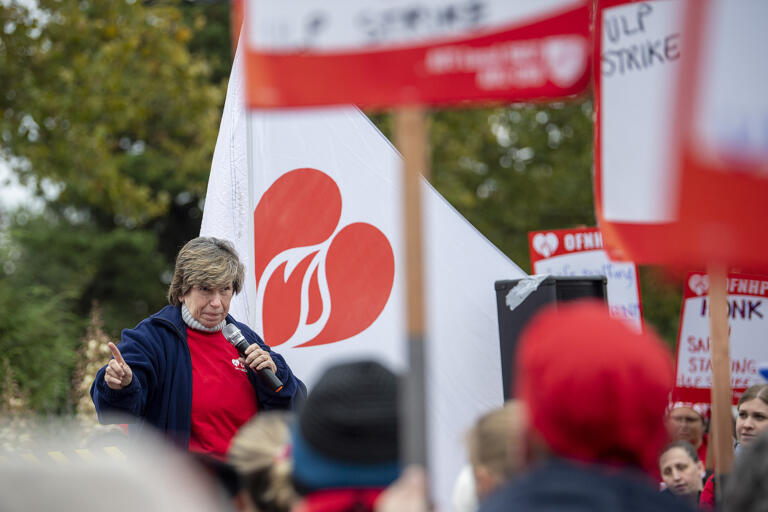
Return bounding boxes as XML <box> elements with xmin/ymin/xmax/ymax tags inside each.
<box><xmin>0</xmin><ymin>161</ymin><xmax>41</xmax><ymax>211</ymax></box>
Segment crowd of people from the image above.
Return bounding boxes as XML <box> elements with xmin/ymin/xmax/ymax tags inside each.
<box><xmin>7</xmin><ymin>236</ymin><xmax>766</xmax><ymax>512</ymax></box>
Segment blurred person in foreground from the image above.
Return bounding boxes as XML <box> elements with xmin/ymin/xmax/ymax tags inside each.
<box><xmin>228</xmin><ymin>412</ymin><xmax>297</xmax><ymax>512</ymax></box>
<box><xmin>478</xmin><ymin>301</ymin><xmax>693</xmax><ymax>512</ymax></box>
<box><xmin>658</xmin><ymin>441</ymin><xmax>705</xmax><ymax>508</ymax></box>
<box><xmin>666</xmin><ymin>401</ymin><xmax>710</xmax><ymax>468</ymax></box>
<box><xmin>292</xmin><ymin>360</ymin><xmax>400</xmax><ymax>512</ymax></box>
<box><xmin>91</xmin><ymin>236</ymin><xmax>305</xmax><ymax>459</ymax></box>
<box><xmin>699</xmin><ymin>383</ymin><xmax>768</xmax><ymax>509</ymax></box>
<box><xmin>0</xmin><ymin>425</ymin><xmax>225</xmax><ymax>512</ymax></box>
<box><xmin>452</xmin><ymin>401</ymin><xmax>528</xmax><ymax>512</ymax></box>
<box><xmin>723</xmin><ymin>429</ymin><xmax>768</xmax><ymax>512</ymax></box>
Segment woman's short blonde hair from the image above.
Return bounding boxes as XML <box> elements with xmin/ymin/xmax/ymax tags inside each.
<box><xmin>167</xmin><ymin>237</ymin><xmax>245</xmax><ymax>306</ymax></box>
<box><xmin>467</xmin><ymin>400</ymin><xmax>526</xmax><ymax>479</ymax></box>
<box><xmin>228</xmin><ymin>412</ymin><xmax>297</xmax><ymax>512</ymax></box>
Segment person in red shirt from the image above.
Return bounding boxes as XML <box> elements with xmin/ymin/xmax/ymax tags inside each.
<box><xmin>92</xmin><ymin>237</ymin><xmax>304</xmax><ymax>459</ymax></box>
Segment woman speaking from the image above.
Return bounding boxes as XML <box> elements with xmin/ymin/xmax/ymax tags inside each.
<box><xmin>91</xmin><ymin>237</ymin><xmax>305</xmax><ymax>458</ymax></box>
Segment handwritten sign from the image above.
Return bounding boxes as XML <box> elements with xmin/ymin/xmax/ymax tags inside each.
<box><xmin>598</xmin><ymin>0</ymin><xmax>682</xmax><ymax>225</ymax></box>
<box><xmin>528</xmin><ymin>227</ymin><xmax>642</xmax><ymax>330</ymax></box>
<box><xmin>595</xmin><ymin>0</ymin><xmax>768</xmax><ymax>268</ymax></box>
<box><xmin>592</xmin><ymin>0</ymin><xmax>690</xmax><ymax>264</ymax></box>
<box><xmin>674</xmin><ymin>272</ymin><xmax>768</xmax><ymax>404</ymax></box>
<box><xmin>242</xmin><ymin>0</ymin><xmax>590</xmax><ymax>108</ymax></box>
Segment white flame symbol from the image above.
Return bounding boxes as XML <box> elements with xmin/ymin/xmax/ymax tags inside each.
<box><xmin>254</xmin><ymin>239</ymin><xmax>334</xmax><ymax>348</ymax></box>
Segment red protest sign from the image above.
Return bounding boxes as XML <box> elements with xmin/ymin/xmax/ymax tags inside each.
<box><xmin>592</xmin><ymin>0</ymin><xmax>688</xmax><ymax>264</ymax></box>
<box><xmin>242</xmin><ymin>0</ymin><xmax>590</xmax><ymax>108</ymax></box>
<box><xmin>673</xmin><ymin>272</ymin><xmax>768</xmax><ymax>404</ymax></box>
<box><xmin>594</xmin><ymin>0</ymin><xmax>768</xmax><ymax>269</ymax></box>
<box><xmin>671</xmin><ymin>0</ymin><xmax>768</xmax><ymax>269</ymax></box>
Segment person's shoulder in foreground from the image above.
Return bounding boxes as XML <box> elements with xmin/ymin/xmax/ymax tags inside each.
<box><xmin>480</xmin><ymin>458</ymin><xmax>696</xmax><ymax>512</ymax></box>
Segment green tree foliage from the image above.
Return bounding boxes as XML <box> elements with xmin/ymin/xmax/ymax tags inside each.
<box><xmin>0</xmin><ymin>206</ymin><xmax>170</xmax><ymax>412</ymax></box>
<box><xmin>429</xmin><ymin>102</ymin><xmax>595</xmax><ymax>268</ymax></box>
<box><xmin>181</xmin><ymin>1</ymin><xmax>233</xmax><ymax>85</ymax></box>
<box><xmin>0</xmin><ymin>219</ymin><xmax>82</xmax><ymax>412</ymax></box>
<box><xmin>0</xmin><ymin>0</ymin><xmax>225</xmax><ymax>410</ymax></box>
<box><xmin>1</xmin><ymin>0</ymin><xmax>222</xmax><ymax>226</ymax></box>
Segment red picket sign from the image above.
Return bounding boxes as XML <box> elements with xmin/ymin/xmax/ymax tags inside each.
<box><xmin>594</xmin><ymin>0</ymin><xmax>768</xmax><ymax>269</ymax></box>
<box><xmin>673</xmin><ymin>272</ymin><xmax>768</xmax><ymax>404</ymax></box>
<box><xmin>242</xmin><ymin>0</ymin><xmax>590</xmax><ymax>108</ymax></box>
<box><xmin>672</xmin><ymin>0</ymin><xmax>768</xmax><ymax>269</ymax></box>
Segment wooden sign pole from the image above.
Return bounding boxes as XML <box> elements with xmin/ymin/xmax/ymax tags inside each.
<box><xmin>707</xmin><ymin>264</ymin><xmax>734</xmax><ymax>504</ymax></box>
<box><xmin>394</xmin><ymin>106</ymin><xmax>430</xmax><ymax>470</ymax></box>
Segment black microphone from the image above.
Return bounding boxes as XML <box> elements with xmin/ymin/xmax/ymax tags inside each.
<box><xmin>222</xmin><ymin>324</ymin><xmax>284</xmax><ymax>392</ymax></box>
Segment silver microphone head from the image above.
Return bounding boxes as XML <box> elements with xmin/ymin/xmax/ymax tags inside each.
<box><xmin>222</xmin><ymin>323</ymin><xmax>249</xmax><ymax>353</ymax></box>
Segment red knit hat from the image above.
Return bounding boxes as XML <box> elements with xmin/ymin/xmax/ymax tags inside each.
<box><xmin>516</xmin><ymin>301</ymin><xmax>673</xmax><ymax>474</ymax></box>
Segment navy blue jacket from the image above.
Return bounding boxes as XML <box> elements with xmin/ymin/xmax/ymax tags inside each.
<box><xmin>90</xmin><ymin>305</ymin><xmax>305</xmax><ymax>449</ymax></box>
<box><xmin>479</xmin><ymin>458</ymin><xmax>696</xmax><ymax>512</ymax></box>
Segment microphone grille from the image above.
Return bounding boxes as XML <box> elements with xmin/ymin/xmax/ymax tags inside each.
<box><xmin>222</xmin><ymin>323</ymin><xmax>239</xmax><ymax>340</ymax></box>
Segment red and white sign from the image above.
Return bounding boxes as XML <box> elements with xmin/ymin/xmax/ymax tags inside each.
<box><xmin>594</xmin><ymin>0</ymin><xmax>768</xmax><ymax>268</ymax></box>
<box><xmin>674</xmin><ymin>272</ymin><xmax>768</xmax><ymax>404</ymax></box>
<box><xmin>593</xmin><ymin>0</ymin><xmax>687</xmax><ymax>263</ymax></box>
<box><xmin>671</xmin><ymin>0</ymin><xmax>768</xmax><ymax>268</ymax></box>
<box><xmin>201</xmin><ymin>43</ymin><xmax>526</xmax><ymax>510</ymax></box>
<box><xmin>243</xmin><ymin>0</ymin><xmax>590</xmax><ymax>108</ymax></box>
<box><xmin>528</xmin><ymin>227</ymin><xmax>643</xmax><ymax>330</ymax></box>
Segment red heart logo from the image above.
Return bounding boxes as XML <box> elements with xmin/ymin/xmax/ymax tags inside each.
<box><xmin>253</xmin><ymin>168</ymin><xmax>395</xmax><ymax>348</ymax></box>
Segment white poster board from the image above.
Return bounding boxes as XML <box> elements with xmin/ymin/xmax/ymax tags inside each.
<box><xmin>674</xmin><ymin>272</ymin><xmax>768</xmax><ymax>403</ymax></box>
<box><xmin>529</xmin><ymin>227</ymin><xmax>642</xmax><ymax>330</ymax></box>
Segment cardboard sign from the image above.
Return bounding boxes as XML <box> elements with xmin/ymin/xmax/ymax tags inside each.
<box><xmin>528</xmin><ymin>227</ymin><xmax>642</xmax><ymax>330</ymax></box>
<box><xmin>673</xmin><ymin>272</ymin><xmax>768</xmax><ymax>404</ymax></box>
<box><xmin>242</xmin><ymin>0</ymin><xmax>590</xmax><ymax>108</ymax></box>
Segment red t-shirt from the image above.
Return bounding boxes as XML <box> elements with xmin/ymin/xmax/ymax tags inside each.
<box><xmin>187</xmin><ymin>327</ymin><xmax>259</xmax><ymax>458</ymax></box>
<box><xmin>293</xmin><ymin>488</ymin><xmax>384</xmax><ymax>512</ymax></box>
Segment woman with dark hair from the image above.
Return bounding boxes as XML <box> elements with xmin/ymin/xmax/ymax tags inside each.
<box><xmin>91</xmin><ymin>237</ymin><xmax>305</xmax><ymax>459</ymax></box>
<box><xmin>699</xmin><ymin>384</ymin><xmax>768</xmax><ymax>509</ymax></box>
<box><xmin>659</xmin><ymin>441</ymin><xmax>704</xmax><ymax>507</ymax></box>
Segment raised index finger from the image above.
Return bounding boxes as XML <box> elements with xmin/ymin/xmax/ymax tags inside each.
<box><xmin>108</xmin><ymin>342</ymin><xmax>126</xmax><ymax>365</ymax></box>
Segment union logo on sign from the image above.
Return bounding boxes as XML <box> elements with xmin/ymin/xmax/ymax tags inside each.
<box><xmin>252</xmin><ymin>168</ymin><xmax>395</xmax><ymax>348</ymax></box>
<box><xmin>688</xmin><ymin>274</ymin><xmax>709</xmax><ymax>296</ymax></box>
<box><xmin>532</xmin><ymin>232</ymin><xmax>559</xmax><ymax>258</ymax></box>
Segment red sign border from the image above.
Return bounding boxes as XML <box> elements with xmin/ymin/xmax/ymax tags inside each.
<box><xmin>672</xmin><ymin>270</ymin><xmax>768</xmax><ymax>405</ymax></box>
<box><xmin>527</xmin><ymin>226</ymin><xmax>644</xmax><ymax>328</ymax></box>
<box><xmin>243</xmin><ymin>2</ymin><xmax>591</xmax><ymax>109</ymax></box>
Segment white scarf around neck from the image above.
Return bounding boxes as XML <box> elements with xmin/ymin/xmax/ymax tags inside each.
<box><xmin>181</xmin><ymin>303</ymin><xmax>226</xmax><ymax>333</ymax></box>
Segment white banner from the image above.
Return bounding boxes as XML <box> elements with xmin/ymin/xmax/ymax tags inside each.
<box><xmin>201</xmin><ymin>45</ymin><xmax>525</xmax><ymax>509</ymax></box>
